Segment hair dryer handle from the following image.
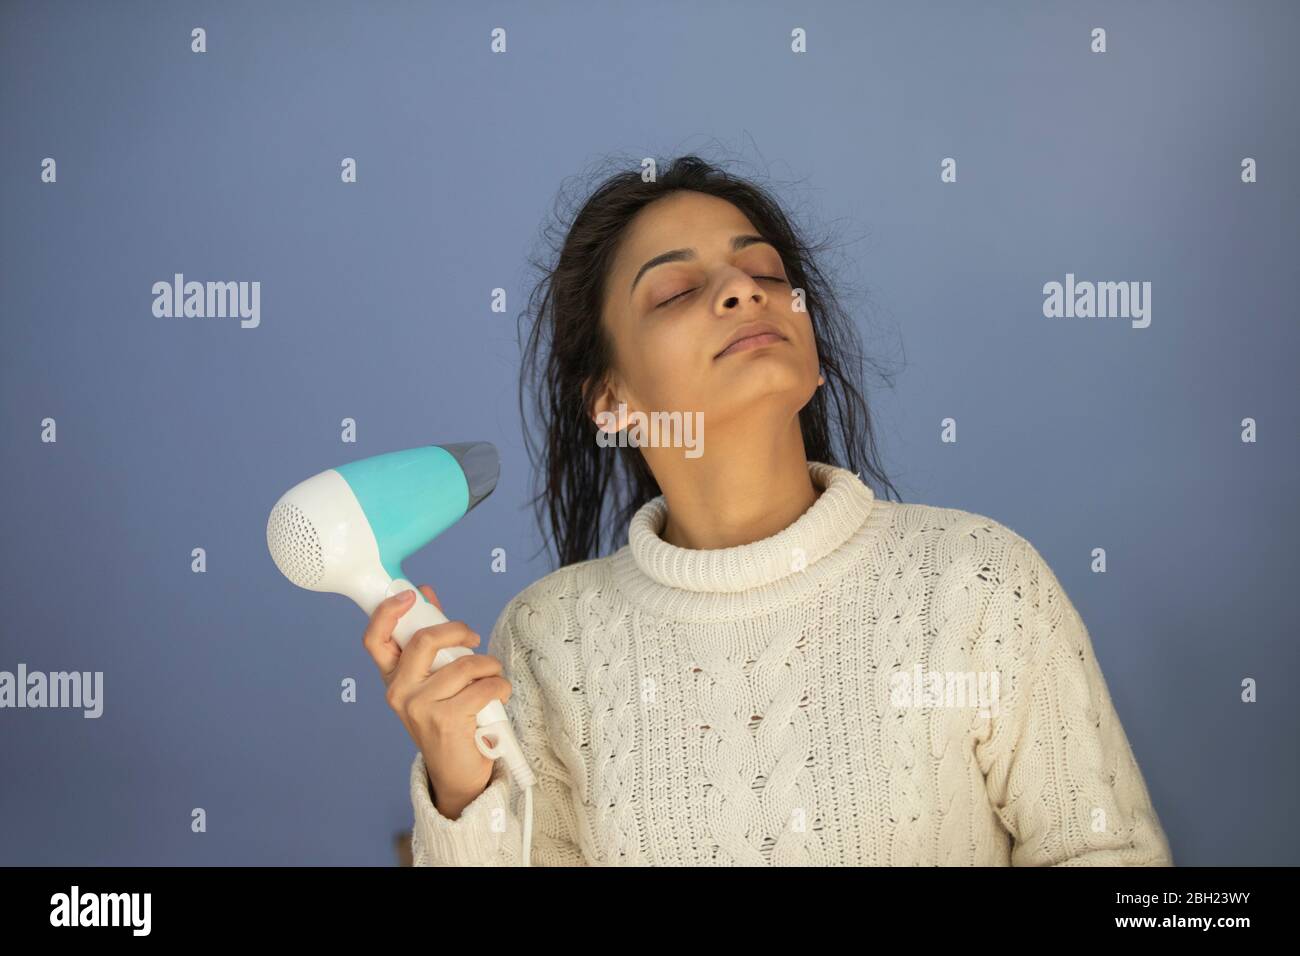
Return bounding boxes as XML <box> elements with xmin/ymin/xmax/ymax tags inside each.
<box><xmin>388</xmin><ymin>581</ymin><xmax>537</xmax><ymax>789</ymax></box>
<box><xmin>388</xmin><ymin>584</ymin><xmax>451</xmax><ymax>648</ymax></box>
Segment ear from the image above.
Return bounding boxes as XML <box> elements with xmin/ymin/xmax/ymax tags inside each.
<box><xmin>585</xmin><ymin>375</ymin><xmax>626</xmax><ymax>435</ymax></box>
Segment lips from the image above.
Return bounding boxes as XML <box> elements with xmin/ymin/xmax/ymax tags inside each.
<box><xmin>714</xmin><ymin>323</ymin><xmax>788</xmax><ymax>359</ymax></box>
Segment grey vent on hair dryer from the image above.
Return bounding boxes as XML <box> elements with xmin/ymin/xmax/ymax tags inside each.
<box><xmin>439</xmin><ymin>441</ymin><xmax>500</xmax><ymax>511</ymax></box>
<box><xmin>266</xmin><ymin>500</ymin><xmax>325</xmax><ymax>588</ymax></box>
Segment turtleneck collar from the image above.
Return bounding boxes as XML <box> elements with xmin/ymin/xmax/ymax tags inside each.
<box><xmin>608</xmin><ymin>461</ymin><xmax>887</xmax><ymax>622</ymax></box>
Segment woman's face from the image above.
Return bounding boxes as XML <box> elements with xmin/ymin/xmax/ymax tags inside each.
<box><xmin>591</xmin><ymin>190</ymin><xmax>820</xmax><ymax>440</ymax></box>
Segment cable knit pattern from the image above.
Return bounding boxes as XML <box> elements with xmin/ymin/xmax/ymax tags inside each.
<box><xmin>409</xmin><ymin>461</ymin><xmax>1173</xmax><ymax>866</ymax></box>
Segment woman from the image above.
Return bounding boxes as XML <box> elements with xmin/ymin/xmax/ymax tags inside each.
<box><xmin>366</xmin><ymin>155</ymin><xmax>1174</xmax><ymax>866</ymax></box>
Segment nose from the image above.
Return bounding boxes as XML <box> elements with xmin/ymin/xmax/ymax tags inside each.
<box><xmin>717</xmin><ymin>272</ymin><xmax>767</xmax><ymax>313</ymax></box>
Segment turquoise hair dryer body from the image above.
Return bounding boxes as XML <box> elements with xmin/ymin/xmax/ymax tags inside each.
<box><xmin>265</xmin><ymin>442</ymin><xmax>538</xmax><ymax>818</ymax></box>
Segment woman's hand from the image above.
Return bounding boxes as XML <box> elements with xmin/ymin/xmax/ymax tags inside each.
<box><xmin>362</xmin><ymin>585</ymin><xmax>513</xmax><ymax>819</ymax></box>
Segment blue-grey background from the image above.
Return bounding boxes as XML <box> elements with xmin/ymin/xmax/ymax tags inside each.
<box><xmin>1</xmin><ymin>0</ymin><xmax>1296</xmax><ymax>865</ymax></box>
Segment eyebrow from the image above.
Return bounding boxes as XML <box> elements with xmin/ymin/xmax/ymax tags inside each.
<box><xmin>628</xmin><ymin>234</ymin><xmax>773</xmax><ymax>299</ymax></box>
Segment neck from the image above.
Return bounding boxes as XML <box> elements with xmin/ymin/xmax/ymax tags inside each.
<box><xmin>614</xmin><ymin>459</ymin><xmax>882</xmax><ymax>618</ymax></box>
<box><xmin>646</xmin><ymin>416</ymin><xmax>819</xmax><ymax>551</ymax></box>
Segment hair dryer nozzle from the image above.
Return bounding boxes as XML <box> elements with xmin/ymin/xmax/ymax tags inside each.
<box><xmin>438</xmin><ymin>442</ymin><xmax>499</xmax><ymax>511</ymax></box>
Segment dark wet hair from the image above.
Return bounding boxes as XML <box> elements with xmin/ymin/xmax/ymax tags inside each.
<box><xmin>516</xmin><ymin>153</ymin><xmax>902</xmax><ymax>568</ymax></box>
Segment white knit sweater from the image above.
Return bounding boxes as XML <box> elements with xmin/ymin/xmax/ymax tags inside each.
<box><xmin>408</xmin><ymin>461</ymin><xmax>1173</xmax><ymax>866</ymax></box>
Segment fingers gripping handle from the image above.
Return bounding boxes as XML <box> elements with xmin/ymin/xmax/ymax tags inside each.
<box><xmin>388</xmin><ymin>582</ymin><xmax>536</xmax><ymax>789</ymax></box>
<box><xmin>388</xmin><ymin>584</ymin><xmax>451</xmax><ymax>647</ymax></box>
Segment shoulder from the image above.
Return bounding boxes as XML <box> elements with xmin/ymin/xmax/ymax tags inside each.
<box><xmin>878</xmin><ymin>500</ymin><xmax>1087</xmax><ymax>673</ymax></box>
<box><xmin>486</xmin><ymin>553</ymin><xmax>620</xmax><ymax>654</ymax></box>
<box><xmin>872</xmin><ymin>499</ymin><xmax>1076</xmax><ymax>638</ymax></box>
<box><xmin>870</xmin><ymin>498</ymin><xmax>1045</xmax><ymax>576</ymax></box>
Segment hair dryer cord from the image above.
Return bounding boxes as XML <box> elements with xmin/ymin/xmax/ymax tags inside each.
<box><xmin>522</xmin><ymin>784</ymin><xmax>534</xmax><ymax>867</ymax></box>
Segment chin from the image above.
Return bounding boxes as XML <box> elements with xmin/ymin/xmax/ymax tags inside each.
<box><xmin>718</xmin><ymin>356</ymin><xmax>803</xmax><ymax>389</ymax></box>
<box><xmin>708</xmin><ymin>370</ymin><xmax>809</xmax><ymax>417</ymax></box>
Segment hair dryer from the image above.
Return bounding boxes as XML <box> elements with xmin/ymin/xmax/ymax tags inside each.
<box><xmin>265</xmin><ymin>442</ymin><xmax>536</xmax><ymax>864</ymax></box>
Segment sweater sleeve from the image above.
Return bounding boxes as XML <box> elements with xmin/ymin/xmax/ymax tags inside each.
<box><xmin>408</xmin><ymin>599</ymin><xmax>589</xmax><ymax>867</ymax></box>
<box><xmin>981</xmin><ymin>537</ymin><xmax>1174</xmax><ymax>867</ymax></box>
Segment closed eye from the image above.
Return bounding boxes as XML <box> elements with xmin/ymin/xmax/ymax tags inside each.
<box><xmin>655</xmin><ymin>276</ymin><xmax>787</xmax><ymax>310</ymax></box>
<box><xmin>655</xmin><ymin>288</ymin><xmax>697</xmax><ymax>309</ymax></box>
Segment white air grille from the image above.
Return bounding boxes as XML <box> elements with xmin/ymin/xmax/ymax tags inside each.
<box><xmin>266</xmin><ymin>500</ymin><xmax>324</xmax><ymax>588</ymax></box>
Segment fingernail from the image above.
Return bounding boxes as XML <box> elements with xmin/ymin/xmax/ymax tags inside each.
<box><xmin>395</xmin><ymin>590</ymin><xmax>414</xmax><ymax>603</ymax></box>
